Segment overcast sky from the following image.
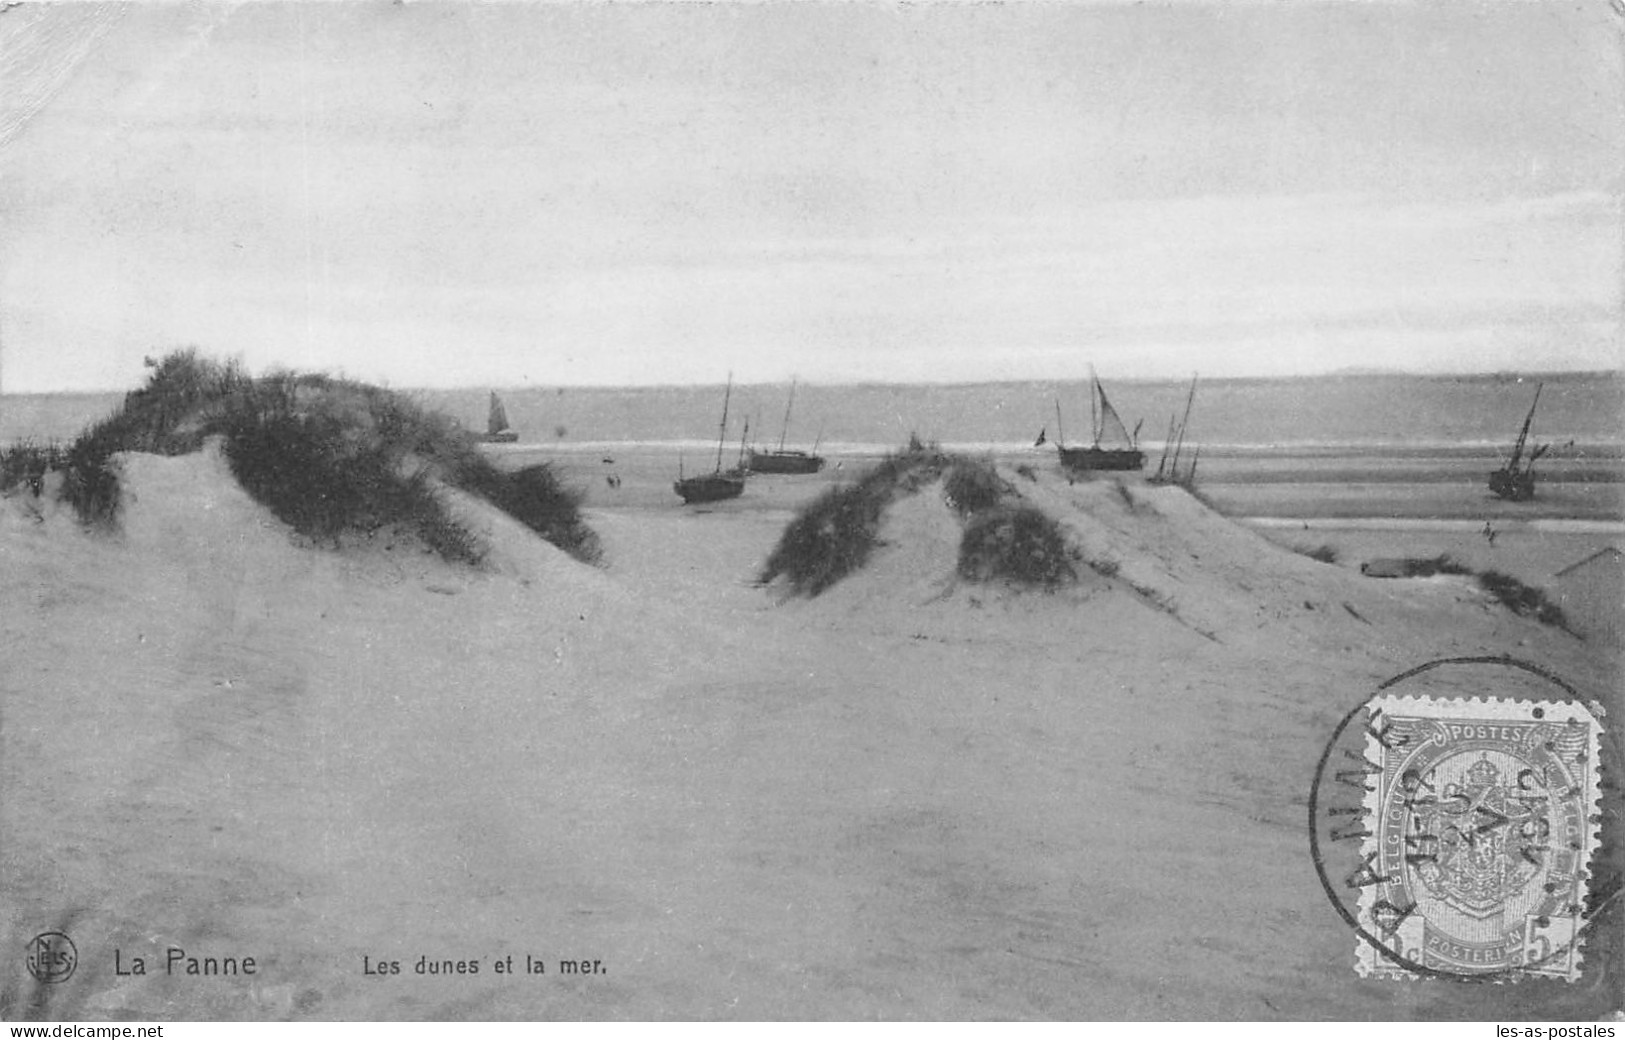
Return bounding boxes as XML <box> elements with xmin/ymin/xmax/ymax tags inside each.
<box><xmin>1</xmin><ymin>1</ymin><xmax>1620</xmax><ymax>392</ymax></box>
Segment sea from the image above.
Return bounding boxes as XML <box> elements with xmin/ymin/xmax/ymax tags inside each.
<box><xmin>4</xmin><ymin>370</ymin><xmax>1621</xmax><ymax>524</ymax></box>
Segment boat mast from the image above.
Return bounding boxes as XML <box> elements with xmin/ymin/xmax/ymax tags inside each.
<box><xmin>714</xmin><ymin>373</ymin><xmax>733</xmax><ymax>473</ymax></box>
<box><xmin>1089</xmin><ymin>365</ymin><xmax>1099</xmax><ymax>447</ymax></box>
<box><xmin>738</xmin><ymin>417</ymin><xmax>750</xmax><ymax>469</ymax></box>
<box><xmin>1168</xmin><ymin>373</ymin><xmax>1197</xmax><ymax>476</ymax></box>
<box><xmin>1154</xmin><ymin>414</ymin><xmax>1177</xmax><ymax>479</ymax></box>
<box><xmin>1054</xmin><ymin>398</ymin><xmax>1066</xmax><ymax>449</ymax></box>
<box><xmin>778</xmin><ymin>378</ymin><xmax>796</xmax><ymax>453</ymax></box>
<box><xmin>1508</xmin><ymin>383</ymin><xmax>1542</xmax><ymax>472</ymax></box>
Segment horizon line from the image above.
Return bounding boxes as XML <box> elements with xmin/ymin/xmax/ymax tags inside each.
<box><xmin>4</xmin><ymin>366</ymin><xmax>1621</xmax><ymax>397</ymax></box>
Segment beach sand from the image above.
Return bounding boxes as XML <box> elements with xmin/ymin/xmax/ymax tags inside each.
<box><xmin>1</xmin><ymin>444</ymin><xmax>1618</xmax><ymax>1020</ymax></box>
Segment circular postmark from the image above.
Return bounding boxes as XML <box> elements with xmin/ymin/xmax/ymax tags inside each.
<box><xmin>1308</xmin><ymin>655</ymin><xmax>1616</xmax><ymax>982</ymax></box>
<box><xmin>24</xmin><ymin>931</ymin><xmax>77</xmax><ymax>985</ymax></box>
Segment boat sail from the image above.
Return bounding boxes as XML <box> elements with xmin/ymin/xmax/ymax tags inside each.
<box><xmin>674</xmin><ymin>375</ymin><xmax>747</xmax><ymax>504</ymax></box>
<box><xmin>1489</xmin><ymin>383</ymin><xmax>1548</xmax><ymax>502</ymax></box>
<box><xmin>479</xmin><ymin>391</ymin><xmax>519</xmax><ymax>443</ymax></box>
<box><xmin>748</xmin><ymin>378</ymin><xmax>826</xmax><ymax>474</ymax></box>
<box><xmin>1057</xmin><ymin>368</ymin><xmax>1144</xmax><ymax>473</ymax></box>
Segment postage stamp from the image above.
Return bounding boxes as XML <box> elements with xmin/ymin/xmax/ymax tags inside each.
<box><xmin>1355</xmin><ymin>695</ymin><xmax>1603</xmax><ymax>981</ymax></box>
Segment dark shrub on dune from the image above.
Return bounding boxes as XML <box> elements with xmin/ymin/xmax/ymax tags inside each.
<box><xmin>400</xmin><ymin>470</ymin><xmax>491</xmax><ymax>567</ymax></box>
<box><xmin>39</xmin><ymin>350</ymin><xmax>248</xmax><ymax>527</ymax></box>
<box><xmin>1</xmin><ymin>441</ymin><xmax>65</xmax><ymax>496</ymax></box>
<box><xmin>758</xmin><ymin>481</ymin><xmax>888</xmax><ymax>596</ymax></box>
<box><xmin>274</xmin><ymin>376</ymin><xmax>600</xmax><ymax>561</ymax></box>
<box><xmin>1476</xmin><ymin>570</ymin><xmax>1570</xmax><ymax>631</ymax></box>
<box><xmin>454</xmin><ymin>460</ymin><xmax>600</xmax><ymax>564</ymax></box>
<box><xmin>1359</xmin><ymin>553</ymin><xmax>1570</xmax><ymax>632</ymax></box>
<box><xmin>763</xmin><ymin>441</ymin><xmax>1079</xmax><ymax>596</ymax></box>
<box><xmin>213</xmin><ymin>378</ymin><xmax>490</xmax><ymax>562</ymax></box>
<box><xmin>121</xmin><ymin>350</ymin><xmax>251</xmax><ymax>452</ymax></box>
<box><xmin>958</xmin><ymin>505</ymin><xmax>1077</xmax><ymax>588</ymax></box>
<box><xmin>23</xmin><ymin>349</ymin><xmax>598</xmax><ymax>566</ymax></box>
<box><xmin>1398</xmin><ymin>554</ymin><xmax>1472</xmax><ymax>578</ymax></box>
<box><xmin>758</xmin><ymin>442</ymin><xmax>952</xmax><ymax>595</ymax></box>
<box><xmin>861</xmin><ymin>440</ymin><xmax>950</xmax><ymax>496</ymax></box>
<box><xmin>58</xmin><ymin>426</ymin><xmax>125</xmax><ymax>527</ymax></box>
<box><xmin>943</xmin><ymin>458</ymin><xmax>1008</xmax><ymax>517</ymax></box>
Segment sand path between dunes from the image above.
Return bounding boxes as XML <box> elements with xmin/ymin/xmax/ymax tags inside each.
<box><xmin>2</xmin><ymin>450</ymin><xmax>1617</xmax><ymax>1019</ymax></box>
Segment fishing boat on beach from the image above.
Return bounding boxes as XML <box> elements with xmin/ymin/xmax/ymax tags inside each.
<box><xmin>675</xmin><ymin>375</ymin><xmax>747</xmax><ymax>504</ymax></box>
<box><xmin>748</xmin><ymin>378</ymin><xmax>825</xmax><ymax>474</ymax></box>
<box><xmin>478</xmin><ymin>391</ymin><xmax>519</xmax><ymax>443</ymax></box>
<box><xmin>1489</xmin><ymin>382</ymin><xmax>1548</xmax><ymax>502</ymax></box>
<box><xmin>1056</xmin><ymin>368</ymin><xmax>1144</xmax><ymax>473</ymax></box>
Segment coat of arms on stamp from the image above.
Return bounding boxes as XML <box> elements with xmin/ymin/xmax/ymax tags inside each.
<box><xmin>1356</xmin><ymin>695</ymin><xmax>1603</xmax><ymax>980</ymax></box>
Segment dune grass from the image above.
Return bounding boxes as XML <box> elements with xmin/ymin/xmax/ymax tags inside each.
<box><xmin>1394</xmin><ymin>554</ymin><xmax>1474</xmax><ymax>577</ymax></box>
<box><xmin>943</xmin><ymin>458</ymin><xmax>1009</xmax><ymax>517</ymax></box>
<box><xmin>758</xmin><ymin>440</ymin><xmax>947</xmax><ymax>596</ymax></box>
<box><xmin>7</xmin><ymin>349</ymin><xmax>599</xmax><ymax>566</ymax></box>
<box><xmin>1</xmin><ymin>440</ymin><xmax>65</xmax><ymax>497</ymax></box>
<box><xmin>958</xmin><ymin>505</ymin><xmax>1077</xmax><ymax>587</ymax></box>
<box><xmin>453</xmin><ymin>459</ymin><xmax>600</xmax><ymax>563</ymax></box>
<box><xmin>1356</xmin><ymin>553</ymin><xmax>1570</xmax><ymax>631</ymax></box>
<box><xmin>756</xmin><ymin>480</ymin><xmax>889</xmax><ymax>596</ymax></box>
<box><xmin>761</xmin><ymin>443</ymin><xmax>1077</xmax><ymax>596</ymax></box>
<box><xmin>1476</xmin><ymin>570</ymin><xmax>1571</xmax><ymax>631</ymax></box>
<box><xmin>19</xmin><ymin>350</ymin><xmax>250</xmax><ymax>526</ymax></box>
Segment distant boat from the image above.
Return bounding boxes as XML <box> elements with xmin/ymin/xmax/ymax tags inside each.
<box><xmin>1057</xmin><ymin>368</ymin><xmax>1144</xmax><ymax>473</ymax></box>
<box><xmin>1489</xmin><ymin>383</ymin><xmax>1548</xmax><ymax>502</ymax></box>
<box><xmin>478</xmin><ymin>391</ymin><xmax>519</xmax><ymax>443</ymax></box>
<box><xmin>675</xmin><ymin>375</ymin><xmax>747</xmax><ymax>504</ymax></box>
<box><xmin>748</xmin><ymin>378</ymin><xmax>825</xmax><ymax>474</ymax></box>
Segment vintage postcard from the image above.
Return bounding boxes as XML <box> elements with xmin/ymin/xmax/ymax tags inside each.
<box><xmin>1</xmin><ymin>0</ymin><xmax>1619</xmax><ymax>1026</ymax></box>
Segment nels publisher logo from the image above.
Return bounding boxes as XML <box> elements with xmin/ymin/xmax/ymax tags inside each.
<box><xmin>25</xmin><ymin>932</ymin><xmax>77</xmax><ymax>985</ymax></box>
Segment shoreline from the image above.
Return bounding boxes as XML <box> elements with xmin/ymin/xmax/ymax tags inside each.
<box><xmin>1241</xmin><ymin>515</ymin><xmax>1625</xmax><ymax>535</ymax></box>
<box><xmin>482</xmin><ymin>438</ymin><xmax>1625</xmax><ymax>462</ymax></box>
<box><xmin>522</xmin><ymin>442</ymin><xmax>1625</xmax><ymax>525</ymax></box>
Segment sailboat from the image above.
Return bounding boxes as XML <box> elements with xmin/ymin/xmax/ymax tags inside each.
<box><xmin>748</xmin><ymin>378</ymin><xmax>825</xmax><ymax>474</ymax></box>
<box><xmin>478</xmin><ymin>391</ymin><xmax>519</xmax><ymax>443</ymax></box>
<box><xmin>674</xmin><ymin>375</ymin><xmax>747</xmax><ymax>504</ymax></box>
<box><xmin>1057</xmin><ymin>368</ymin><xmax>1144</xmax><ymax>473</ymax></box>
<box><xmin>1489</xmin><ymin>382</ymin><xmax>1548</xmax><ymax>502</ymax></box>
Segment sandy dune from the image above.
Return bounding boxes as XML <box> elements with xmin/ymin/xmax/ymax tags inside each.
<box><xmin>1</xmin><ymin>446</ymin><xmax>1617</xmax><ymax>1020</ymax></box>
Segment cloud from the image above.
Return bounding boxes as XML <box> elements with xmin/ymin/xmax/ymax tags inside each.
<box><xmin>2</xmin><ymin>2</ymin><xmax>1618</xmax><ymax>389</ymax></box>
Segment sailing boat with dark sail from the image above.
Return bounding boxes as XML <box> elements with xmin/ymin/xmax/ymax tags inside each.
<box><xmin>1057</xmin><ymin>368</ymin><xmax>1144</xmax><ymax>473</ymax></box>
<box><xmin>674</xmin><ymin>375</ymin><xmax>747</xmax><ymax>504</ymax></box>
<box><xmin>1489</xmin><ymin>383</ymin><xmax>1548</xmax><ymax>502</ymax></box>
<box><xmin>479</xmin><ymin>391</ymin><xmax>519</xmax><ymax>443</ymax></box>
<box><xmin>748</xmin><ymin>378</ymin><xmax>825</xmax><ymax>474</ymax></box>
